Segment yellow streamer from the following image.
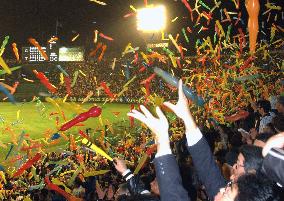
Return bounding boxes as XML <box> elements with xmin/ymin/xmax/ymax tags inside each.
<box><xmin>82</xmin><ymin>138</ymin><xmax>113</xmax><ymax>161</ymax></box>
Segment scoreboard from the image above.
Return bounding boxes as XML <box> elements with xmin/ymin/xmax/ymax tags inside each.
<box><xmin>22</xmin><ymin>46</ymin><xmax>59</xmax><ymax>62</ymax></box>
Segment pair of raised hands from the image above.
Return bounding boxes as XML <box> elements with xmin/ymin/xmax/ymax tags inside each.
<box><xmin>127</xmin><ymin>80</ymin><xmax>197</xmax><ymax>152</ymax></box>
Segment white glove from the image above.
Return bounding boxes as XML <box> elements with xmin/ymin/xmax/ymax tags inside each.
<box><xmin>127</xmin><ymin>105</ymin><xmax>171</xmax><ymax>156</ymax></box>
<box><xmin>164</xmin><ymin>79</ymin><xmax>202</xmax><ymax>146</ymax></box>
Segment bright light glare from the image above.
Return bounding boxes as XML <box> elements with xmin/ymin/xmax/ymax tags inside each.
<box><xmin>137</xmin><ymin>5</ymin><xmax>166</xmax><ymax>32</ymax></box>
<box><xmin>59</xmin><ymin>47</ymin><xmax>68</xmax><ymax>53</ymax></box>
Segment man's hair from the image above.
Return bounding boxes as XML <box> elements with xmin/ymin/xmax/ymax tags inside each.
<box><xmin>229</xmin><ymin>133</ymin><xmax>243</xmax><ymax>148</ymax></box>
<box><xmin>235</xmin><ymin>173</ymin><xmax>280</xmax><ymax>201</ymax></box>
<box><xmin>239</xmin><ymin>145</ymin><xmax>263</xmax><ymax>173</ymax></box>
<box><xmin>257</xmin><ymin>100</ymin><xmax>271</xmax><ymax>113</ymax></box>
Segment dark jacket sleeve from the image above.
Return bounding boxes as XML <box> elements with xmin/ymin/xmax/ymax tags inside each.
<box><xmin>126</xmin><ymin>174</ymin><xmax>148</xmax><ymax>196</ymax></box>
<box><xmin>262</xmin><ymin>148</ymin><xmax>284</xmax><ymax>186</ymax></box>
<box><xmin>154</xmin><ymin>154</ymin><xmax>190</xmax><ymax>201</ymax></box>
<box><xmin>187</xmin><ymin>137</ymin><xmax>226</xmax><ymax>200</ymax></box>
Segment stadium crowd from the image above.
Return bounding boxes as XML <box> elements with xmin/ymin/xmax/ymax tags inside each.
<box><xmin>0</xmin><ymin>71</ymin><xmax>284</xmax><ymax>200</ymax></box>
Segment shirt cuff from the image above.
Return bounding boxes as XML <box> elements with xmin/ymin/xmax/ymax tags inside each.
<box><xmin>122</xmin><ymin>169</ymin><xmax>134</xmax><ymax>181</ymax></box>
<box><xmin>186</xmin><ymin>127</ymin><xmax>203</xmax><ymax>146</ymax></box>
<box><xmin>155</xmin><ymin>144</ymin><xmax>172</xmax><ymax>158</ymax></box>
<box><xmin>122</xmin><ymin>169</ymin><xmax>131</xmax><ymax>177</ymax></box>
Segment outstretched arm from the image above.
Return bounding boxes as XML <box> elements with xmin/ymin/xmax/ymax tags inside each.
<box><xmin>164</xmin><ymin>80</ymin><xmax>226</xmax><ymax>200</ymax></box>
<box><xmin>114</xmin><ymin>158</ymin><xmax>149</xmax><ymax>196</ymax></box>
<box><xmin>262</xmin><ymin>133</ymin><xmax>284</xmax><ymax>186</ymax></box>
<box><xmin>128</xmin><ymin>106</ymin><xmax>190</xmax><ymax>201</ymax></box>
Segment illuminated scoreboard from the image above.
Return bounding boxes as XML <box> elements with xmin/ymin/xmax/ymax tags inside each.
<box><xmin>22</xmin><ymin>46</ymin><xmax>84</xmax><ymax>62</ymax></box>
<box><xmin>22</xmin><ymin>46</ymin><xmax>59</xmax><ymax>62</ymax></box>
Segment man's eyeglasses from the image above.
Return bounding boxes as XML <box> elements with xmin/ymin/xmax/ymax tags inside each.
<box><xmin>225</xmin><ymin>181</ymin><xmax>233</xmax><ymax>192</ymax></box>
<box><xmin>222</xmin><ymin>181</ymin><xmax>235</xmax><ymax>199</ymax></box>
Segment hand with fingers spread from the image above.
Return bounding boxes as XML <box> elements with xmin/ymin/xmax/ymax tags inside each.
<box><xmin>127</xmin><ymin>105</ymin><xmax>171</xmax><ymax>156</ymax></box>
<box><xmin>113</xmin><ymin>158</ymin><xmax>128</xmax><ymax>175</ymax></box>
<box><xmin>164</xmin><ymin>80</ymin><xmax>202</xmax><ymax>146</ymax></box>
<box><xmin>164</xmin><ymin>80</ymin><xmax>196</xmax><ymax>130</ymax></box>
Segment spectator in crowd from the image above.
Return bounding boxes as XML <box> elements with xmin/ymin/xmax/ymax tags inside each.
<box><xmin>128</xmin><ymin>80</ymin><xmax>281</xmax><ymax>201</ymax></box>
<box><xmin>255</xmin><ymin>100</ymin><xmax>275</xmax><ymax>134</ymax></box>
<box><xmin>276</xmin><ymin>96</ymin><xmax>284</xmax><ymax>115</ymax></box>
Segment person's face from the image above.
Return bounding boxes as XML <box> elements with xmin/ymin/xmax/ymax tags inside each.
<box><xmin>214</xmin><ymin>181</ymin><xmax>238</xmax><ymax>201</ymax></box>
<box><xmin>230</xmin><ymin>154</ymin><xmax>245</xmax><ymax>182</ymax></box>
<box><xmin>257</xmin><ymin>106</ymin><xmax>264</xmax><ymax>115</ymax></box>
<box><xmin>276</xmin><ymin>102</ymin><xmax>284</xmax><ymax>114</ymax></box>
<box><xmin>150</xmin><ymin>178</ymin><xmax>160</xmax><ymax>195</ymax></box>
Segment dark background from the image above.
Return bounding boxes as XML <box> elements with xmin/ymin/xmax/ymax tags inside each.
<box><xmin>0</xmin><ymin>0</ymin><xmax>283</xmax><ymax>57</ymax></box>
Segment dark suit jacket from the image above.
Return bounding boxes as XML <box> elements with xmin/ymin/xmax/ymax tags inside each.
<box><xmin>154</xmin><ymin>154</ymin><xmax>190</xmax><ymax>201</ymax></box>
<box><xmin>262</xmin><ymin>147</ymin><xmax>284</xmax><ymax>187</ymax></box>
<box><xmin>187</xmin><ymin>137</ymin><xmax>226</xmax><ymax>200</ymax></box>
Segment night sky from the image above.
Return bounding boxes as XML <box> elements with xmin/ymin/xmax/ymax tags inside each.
<box><xmin>0</xmin><ymin>0</ymin><xmax>283</xmax><ymax>57</ymax></box>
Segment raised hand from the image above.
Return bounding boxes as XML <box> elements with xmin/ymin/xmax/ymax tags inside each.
<box><xmin>113</xmin><ymin>158</ymin><xmax>127</xmax><ymax>175</ymax></box>
<box><xmin>164</xmin><ymin>80</ymin><xmax>196</xmax><ymax>130</ymax></box>
<box><xmin>127</xmin><ymin>105</ymin><xmax>170</xmax><ymax>151</ymax></box>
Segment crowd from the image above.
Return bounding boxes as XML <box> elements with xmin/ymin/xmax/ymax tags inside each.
<box><xmin>0</xmin><ymin>75</ymin><xmax>284</xmax><ymax>200</ymax></box>
<box><xmin>0</xmin><ymin>0</ymin><xmax>283</xmax><ymax>199</ymax></box>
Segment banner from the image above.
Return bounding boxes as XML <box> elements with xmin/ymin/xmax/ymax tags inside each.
<box><xmin>68</xmin><ymin>96</ymin><xmax>144</xmax><ymax>104</ymax></box>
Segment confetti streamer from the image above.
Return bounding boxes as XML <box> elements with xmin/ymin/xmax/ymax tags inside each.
<box><xmin>83</xmin><ymin>170</ymin><xmax>110</xmax><ymax>177</ymax></box>
<box><xmin>45</xmin><ymin>177</ymin><xmax>83</xmax><ymax>201</ymax></box>
<box><xmin>0</xmin><ymin>84</ymin><xmax>16</xmax><ymax>103</ymax></box>
<box><xmin>59</xmin><ymin>106</ymin><xmax>102</xmax><ymax>131</ymax></box>
<box><xmin>56</xmin><ymin>65</ymin><xmax>69</xmax><ymax>77</ymax></box>
<box><xmin>168</xmin><ymin>34</ymin><xmax>180</xmax><ymax>53</ymax></box>
<box><xmin>99</xmin><ymin>33</ymin><xmax>114</xmax><ymax>41</ymax></box>
<box><xmin>134</xmin><ymin>153</ymin><xmax>148</xmax><ymax>175</ymax></box>
<box><xmin>82</xmin><ymin>138</ymin><xmax>113</xmax><ymax>161</ymax></box>
<box><xmin>171</xmin><ymin>17</ymin><xmax>178</xmax><ymax>22</ymax></box>
<box><xmin>181</xmin><ymin>0</ymin><xmax>193</xmax><ymax>21</ymax></box>
<box><xmin>100</xmin><ymin>82</ymin><xmax>115</xmax><ymax>98</ymax></box>
<box><xmin>90</xmin><ymin>0</ymin><xmax>107</xmax><ymax>6</ymax></box>
<box><xmin>23</xmin><ymin>78</ymin><xmax>34</xmax><ymax>82</ymax></box>
<box><xmin>246</xmin><ymin>0</ymin><xmax>260</xmax><ymax>53</ymax></box>
<box><xmin>154</xmin><ymin>67</ymin><xmax>204</xmax><ymax>106</ymax></box>
<box><xmin>33</xmin><ymin>70</ymin><xmax>57</xmax><ymax>93</ymax></box>
<box><xmin>82</xmin><ymin>91</ymin><xmax>94</xmax><ymax>104</ymax></box>
<box><xmin>98</xmin><ymin>44</ymin><xmax>107</xmax><ymax>62</ymax></box>
<box><xmin>28</xmin><ymin>38</ymin><xmax>48</xmax><ymax>60</ymax></box>
<box><xmin>64</xmin><ymin>76</ymin><xmax>72</xmax><ymax>95</ymax></box>
<box><xmin>51</xmin><ymin>178</ymin><xmax>72</xmax><ymax>193</ymax></box>
<box><xmin>13</xmin><ymin>153</ymin><xmax>41</xmax><ymax>178</ymax></box>
<box><xmin>71</xmin><ymin>71</ymin><xmax>79</xmax><ymax>87</ymax></box>
<box><xmin>71</xmin><ymin>33</ymin><xmax>80</xmax><ymax>42</ymax></box>
<box><xmin>67</xmin><ymin>165</ymin><xmax>83</xmax><ymax>186</ymax></box>
<box><xmin>11</xmin><ymin>43</ymin><xmax>20</xmax><ymax>61</ymax></box>
<box><xmin>111</xmin><ymin>58</ymin><xmax>116</xmax><ymax>70</ymax></box>
<box><xmin>224</xmin><ymin>110</ymin><xmax>249</xmax><ymax>122</ymax></box>
<box><xmin>0</xmin><ymin>36</ymin><xmax>9</xmax><ymax>56</ymax></box>
<box><xmin>5</xmin><ymin>145</ymin><xmax>14</xmax><ymax>160</ymax></box>
<box><xmin>182</xmin><ymin>28</ymin><xmax>189</xmax><ymax>43</ymax></box>
<box><xmin>0</xmin><ymin>56</ymin><xmax>11</xmax><ymax>74</ymax></box>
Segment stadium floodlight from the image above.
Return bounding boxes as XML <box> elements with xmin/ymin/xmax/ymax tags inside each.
<box><xmin>136</xmin><ymin>5</ymin><xmax>166</xmax><ymax>32</ymax></box>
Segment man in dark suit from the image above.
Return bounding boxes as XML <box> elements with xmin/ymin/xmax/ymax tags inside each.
<box><xmin>128</xmin><ymin>80</ymin><xmax>279</xmax><ymax>201</ymax></box>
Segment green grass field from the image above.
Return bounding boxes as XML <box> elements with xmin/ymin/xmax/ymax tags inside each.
<box><xmin>0</xmin><ymin>102</ymin><xmax>133</xmax><ymax>165</ymax></box>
